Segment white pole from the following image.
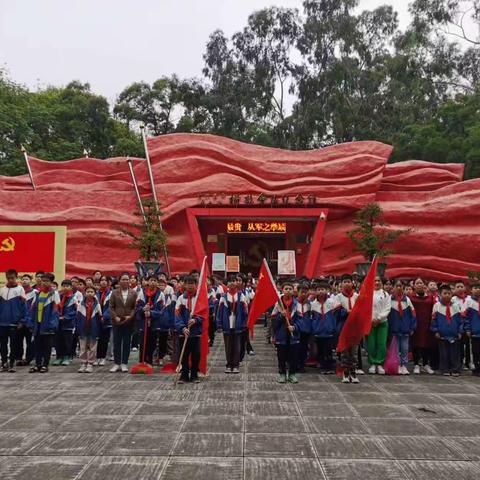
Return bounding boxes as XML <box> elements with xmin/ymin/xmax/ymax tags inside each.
<box><xmin>20</xmin><ymin>145</ymin><xmax>36</xmax><ymax>191</ymax></box>
<box><xmin>127</xmin><ymin>157</ymin><xmax>147</xmax><ymax>223</ymax></box>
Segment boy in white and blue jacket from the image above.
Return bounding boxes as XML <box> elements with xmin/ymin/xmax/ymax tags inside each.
<box><xmin>0</xmin><ymin>269</ymin><xmax>26</xmax><ymax>372</ymax></box>
<box><xmin>53</xmin><ymin>279</ymin><xmax>78</xmax><ymax>366</ymax></box>
<box><xmin>216</xmin><ymin>276</ymin><xmax>248</xmax><ymax>374</ymax></box>
<box><xmin>15</xmin><ymin>273</ymin><xmax>36</xmax><ymax>366</ymax></box>
<box><xmin>431</xmin><ymin>284</ymin><xmax>463</xmax><ymax>376</ymax></box>
<box><xmin>464</xmin><ymin>282</ymin><xmax>480</xmax><ymax>376</ymax></box>
<box><xmin>271</xmin><ymin>280</ymin><xmax>302</xmax><ymax>384</ymax></box>
<box><xmin>296</xmin><ymin>282</ymin><xmax>312</xmax><ymax>373</ymax></box>
<box><xmin>175</xmin><ymin>275</ymin><xmax>203</xmax><ymax>383</ymax></box>
<box><xmin>27</xmin><ymin>272</ymin><xmax>60</xmax><ymax>373</ymax></box>
<box><xmin>76</xmin><ymin>286</ymin><xmax>103</xmax><ymax>373</ymax></box>
<box><xmin>388</xmin><ymin>280</ymin><xmax>417</xmax><ymax>375</ymax></box>
<box><xmin>310</xmin><ymin>280</ymin><xmax>338</xmax><ymax>374</ymax></box>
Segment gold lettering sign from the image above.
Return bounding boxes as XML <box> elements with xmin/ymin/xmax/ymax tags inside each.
<box><xmin>227</xmin><ymin>222</ymin><xmax>287</xmax><ymax>234</ymax></box>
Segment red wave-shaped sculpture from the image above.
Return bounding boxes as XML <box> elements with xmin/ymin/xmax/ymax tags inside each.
<box><xmin>0</xmin><ymin>133</ymin><xmax>478</xmax><ymax>280</ymax></box>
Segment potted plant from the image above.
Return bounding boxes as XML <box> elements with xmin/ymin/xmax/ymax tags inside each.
<box><xmin>347</xmin><ymin>203</ymin><xmax>412</xmax><ymax>277</ymax></box>
<box><xmin>121</xmin><ymin>198</ymin><xmax>168</xmax><ymax>277</ymax></box>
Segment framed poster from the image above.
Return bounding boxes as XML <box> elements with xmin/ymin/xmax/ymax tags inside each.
<box><xmin>278</xmin><ymin>250</ymin><xmax>296</xmax><ymax>276</ymax></box>
<box><xmin>226</xmin><ymin>255</ymin><xmax>240</xmax><ymax>272</ymax></box>
<box><xmin>212</xmin><ymin>252</ymin><xmax>226</xmax><ymax>271</ymax></box>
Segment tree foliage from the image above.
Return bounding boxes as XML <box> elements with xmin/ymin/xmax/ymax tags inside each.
<box><xmin>1</xmin><ymin>1</ymin><xmax>479</xmax><ymax>178</ymax></box>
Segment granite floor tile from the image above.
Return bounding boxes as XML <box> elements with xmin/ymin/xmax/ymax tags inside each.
<box><xmin>172</xmin><ymin>433</ymin><xmax>243</xmax><ymax>457</ymax></box>
<box><xmin>306</xmin><ymin>417</ymin><xmax>369</xmax><ymax>435</ymax></box>
<box><xmin>0</xmin><ymin>456</ymin><xmax>88</xmax><ymax>479</ymax></box>
<box><xmin>99</xmin><ymin>432</ymin><xmax>177</xmax><ymax>456</ymax></box>
<box><xmin>245</xmin><ymin>457</ymin><xmax>326</xmax><ymax>480</ymax></box>
<box><xmin>244</xmin><ymin>433</ymin><xmax>315</xmax><ymax>457</ymax></box>
<box><xmin>162</xmin><ymin>456</ymin><xmax>243</xmax><ymax>480</ymax></box>
<box><xmin>245</xmin><ymin>415</ymin><xmax>307</xmax><ymax>433</ymax></box>
<box><xmin>399</xmin><ymin>460</ymin><xmax>480</xmax><ymax>480</ymax></box>
<box><xmin>321</xmin><ymin>459</ymin><xmax>407</xmax><ymax>480</ymax></box>
<box><xmin>312</xmin><ymin>435</ymin><xmax>391</xmax><ymax>459</ymax></box>
<box><xmin>182</xmin><ymin>415</ymin><xmax>243</xmax><ymax>433</ymax></box>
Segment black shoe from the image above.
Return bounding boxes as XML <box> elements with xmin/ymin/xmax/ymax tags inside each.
<box><xmin>190</xmin><ymin>376</ymin><xmax>200</xmax><ymax>384</ymax></box>
<box><xmin>1</xmin><ymin>363</ymin><xmax>8</xmax><ymax>372</ymax></box>
<box><xmin>178</xmin><ymin>375</ymin><xmax>189</xmax><ymax>384</ymax></box>
<box><xmin>247</xmin><ymin>350</ymin><xmax>255</xmax><ymax>356</ymax></box>
<box><xmin>29</xmin><ymin>366</ymin><xmax>40</xmax><ymax>373</ymax></box>
<box><xmin>8</xmin><ymin>363</ymin><xmax>15</xmax><ymax>373</ymax></box>
<box><xmin>39</xmin><ymin>366</ymin><xmax>48</xmax><ymax>373</ymax></box>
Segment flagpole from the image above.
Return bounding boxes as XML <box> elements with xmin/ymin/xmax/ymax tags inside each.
<box><xmin>263</xmin><ymin>259</ymin><xmax>294</xmax><ymax>335</ymax></box>
<box><xmin>20</xmin><ymin>145</ymin><xmax>36</xmax><ymax>191</ymax></box>
<box><xmin>127</xmin><ymin>157</ymin><xmax>147</xmax><ymax>223</ymax></box>
<box><xmin>140</xmin><ymin>123</ymin><xmax>171</xmax><ymax>277</ymax></box>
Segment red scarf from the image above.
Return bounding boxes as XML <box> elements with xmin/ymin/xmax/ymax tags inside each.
<box><xmin>342</xmin><ymin>289</ymin><xmax>354</xmax><ymax>310</ymax></box>
<box><xmin>85</xmin><ymin>297</ymin><xmax>94</xmax><ymax>326</ymax></box>
<box><xmin>24</xmin><ymin>286</ymin><xmax>31</xmax><ymax>294</ymax></box>
<box><xmin>99</xmin><ymin>287</ymin><xmax>108</xmax><ymax>306</ymax></box>
<box><xmin>145</xmin><ymin>287</ymin><xmax>158</xmax><ymax>307</ymax></box>
<box><xmin>317</xmin><ymin>296</ymin><xmax>327</xmax><ymax>319</ymax></box>
<box><xmin>444</xmin><ymin>301</ymin><xmax>452</xmax><ymax>324</ymax></box>
<box><xmin>186</xmin><ymin>290</ymin><xmax>196</xmax><ymax>311</ymax></box>
<box><xmin>395</xmin><ymin>294</ymin><xmax>404</xmax><ymax>317</ymax></box>
<box><xmin>298</xmin><ymin>298</ymin><xmax>307</xmax><ymax>315</ymax></box>
<box><xmin>228</xmin><ymin>288</ymin><xmax>237</xmax><ymax>314</ymax></box>
<box><xmin>282</xmin><ymin>296</ymin><xmax>293</xmax><ymax>321</ymax></box>
<box><xmin>59</xmin><ymin>291</ymin><xmax>73</xmax><ymax>316</ymax></box>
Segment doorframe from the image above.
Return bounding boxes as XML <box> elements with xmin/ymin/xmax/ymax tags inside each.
<box><xmin>186</xmin><ymin>207</ymin><xmax>329</xmax><ymax>277</ymax></box>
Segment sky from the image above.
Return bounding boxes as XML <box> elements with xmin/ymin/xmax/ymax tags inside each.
<box><xmin>0</xmin><ymin>0</ymin><xmax>434</xmax><ymax>104</ymax></box>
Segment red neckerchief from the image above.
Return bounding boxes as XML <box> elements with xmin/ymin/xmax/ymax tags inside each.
<box><xmin>456</xmin><ymin>292</ymin><xmax>467</xmax><ymax>304</ymax></box>
<box><xmin>395</xmin><ymin>294</ymin><xmax>404</xmax><ymax>317</ymax></box>
<box><xmin>145</xmin><ymin>287</ymin><xmax>158</xmax><ymax>307</ymax></box>
<box><xmin>99</xmin><ymin>287</ymin><xmax>108</xmax><ymax>306</ymax></box>
<box><xmin>228</xmin><ymin>288</ymin><xmax>237</xmax><ymax>314</ymax></box>
<box><xmin>59</xmin><ymin>291</ymin><xmax>73</xmax><ymax>315</ymax></box>
<box><xmin>24</xmin><ymin>286</ymin><xmax>31</xmax><ymax>293</ymax></box>
<box><xmin>341</xmin><ymin>289</ymin><xmax>354</xmax><ymax>310</ymax></box>
<box><xmin>298</xmin><ymin>297</ymin><xmax>307</xmax><ymax>315</ymax></box>
<box><xmin>317</xmin><ymin>295</ymin><xmax>327</xmax><ymax>319</ymax></box>
<box><xmin>443</xmin><ymin>300</ymin><xmax>452</xmax><ymax>324</ymax></box>
<box><xmin>186</xmin><ymin>290</ymin><xmax>196</xmax><ymax>311</ymax></box>
<box><xmin>282</xmin><ymin>297</ymin><xmax>293</xmax><ymax>321</ymax></box>
<box><xmin>85</xmin><ymin>297</ymin><xmax>94</xmax><ymax>326</ymax></box>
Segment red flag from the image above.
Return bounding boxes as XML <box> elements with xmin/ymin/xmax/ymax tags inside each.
<box><xmin>193</xmin><ymin>256</ymin><xmax>210</xmax><ymax>374</ymax></box>
<box><xmin>336</xmin><ymin>257</ymin><xmax>379</xmax><ymax>353</ymax></box>
<box><xmin>247</xmin><ymin>259</ymin><xmax>281</xmax><ymax>337</ymax></box>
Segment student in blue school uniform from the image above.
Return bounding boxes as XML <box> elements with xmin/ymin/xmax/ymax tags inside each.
<box><xmin>388</xmin><ymin>280</ymin><xmax>417</xmax><ymax>375</ymax></box>
<box><xmin>27</xmin><ymin>272</ymin><xmax>60</xmax><ymax>373</ymax></box>
<box><xmin>0</xmin><ymin>269</ymin><xmax>26</xmax><ymax>372</ymax></box>
<box><xmin>95</xmin><ymin>275</ymin><xmax>112</xmax><ymax>366</ymax></box>
<box><xmin>464</xmin><ymin>282</ymin><xmax>480</xmax><ymax>376</ymax></box>
<box><xmin>53</xmin><ymin>279</ymin><xmax>77</xmax><ymax>366</ymax></box>
<box><xmin>310</xmin><ymin>280</ymin><xmax>338</xmax><ymax>375</ymax></box>
<box><xmin>431</xmin><ymin>283</ymin><xmax>464</xmax><ymax>376</ymax></box>
<box><xmin>296</xmin><ymin>282</ymin><xmax>312</xmax><ymax>373</ymax></box>
<box><xmin>271</xmin><ymin>279</ymin><xmax>302</xmax><ymax>384</ymax></box>
<box><xmin>175</xmin><ymin>275</ymin><xmax>203</xmax><ymax>383</ymax></box>
<box><xmin>76</xmin><ymin>286</ymin><xmax>103</xmax><ymax>373</ymax></box>
<box><xmin>216</xmin><ymin>275</ymin><xmax>249</xmax><ymax>374</ymax></box>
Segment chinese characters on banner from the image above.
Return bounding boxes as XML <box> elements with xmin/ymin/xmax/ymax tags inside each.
<box><xmin>197</xmin><ymin>193</ymin><xmax>317</xmax><ymax>207</ymax></box>
<box><xmin>227</xmin><ymin>222</ymin><xmax>287</xmax><ymax>234</ymax></box>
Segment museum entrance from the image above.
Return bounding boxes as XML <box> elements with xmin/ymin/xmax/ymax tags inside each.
<box><xmin>227</xmin><ymin>234</ymin><xmax>285</xmax><ymax>276</ymax></box>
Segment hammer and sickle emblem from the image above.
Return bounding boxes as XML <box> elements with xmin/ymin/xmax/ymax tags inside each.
<box><xmin>0</xmin><ymin>237</ymin><xmax>15</xmax><ymax>252</ymax></box>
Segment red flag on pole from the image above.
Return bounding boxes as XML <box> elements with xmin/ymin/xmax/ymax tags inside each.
<box><xmin>336</xmin><ymin>256</ymin><xmax>378</xmax><ymax>352</ymax></box>
<box><xmin>193</xmin><ymin>256</ymin><xmax>210</xmax><ymax>374</ymax></box>
<box><xmin>247</xmin><ymin>259</ymin><xmax>281</xmax><ymax>337</ymax></box>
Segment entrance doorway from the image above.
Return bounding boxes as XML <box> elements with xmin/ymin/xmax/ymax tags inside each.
<box><xmin>227</xmin><ymin>234</ymin><xmax>285</xmax><ymax>276</ymax></box>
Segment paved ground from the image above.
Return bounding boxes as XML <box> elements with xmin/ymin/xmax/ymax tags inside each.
<box><xmin>0</xmin><ymin>327</ymin><xmax>480</xmax><ymax>480</ymax></box>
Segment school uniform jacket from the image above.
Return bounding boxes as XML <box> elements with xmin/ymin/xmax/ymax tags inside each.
<box><xmin>0</xmin><ymin>284</ymin><xmax>26</xmax><ymax>327</ymax></box>
<box><xmin>76</xmin><ymin>297</ymin><xmax>103</xmax><ymax>338</ymax></box>
<box><xmin>295</xmin><ymin>299</ymin><xmax>312</xmax><ymax>334</ymax></box>
<box><xmin>136</xmin><ymin>288</ymin><xmax>167</xmax><ymax>331</ymax></box>
<box><xmin>431</xmin><ymin>301</ymin><xmax>463</xmax><ymax>341</ymax></box>
<box><xmin>163</xmin><ymin>288</ymin><xmax>176</xmax><ymax>329</ymax></box>
<box><xmin>27</xmin><ymin>288</ymin><xmax>60</xmax><ymax>335</ymax></box>
<box><xmin>23</xmin><ymin>288</ymin><xmax>37</xmax><ymax>314</ymax></box>
<box><xmin>216</xmin><ymin>290</ymin><xmax>248</xmax><ymax>333</ymax></box>
<box><xmin>58</xmin><ymin>293</ymin><xmax>78</xmax><ymax>331</ymax></box>
<box><xmin>335</xmin><ymin>291</ymin><xmax>358</xmax><ymax>334</ymax></box>
<box><xmin>464</xmin><ymin>297</ymin><xmax>480</xmax><ymax>337</ymax></box>
<box><xmin>310</xmin><ymin>297</ymin><xmax>338</xmax><ymax>338</ymax></box>
<box><xmin>271</xmin><ymin>296</ymin><xmax>301</xmax><ymax>345</ymax></box>
<box><xmin>388</xmin><ymin>294</ymin><xmax>417</xmax><ymax>335</ymax></box>
<box><xmin>175</xmin><ymin>292</ymin><xmax>203</xmax><ymax>337</ymax></box>
<box><xmin>96</xmin><ymin>288</ymin><xmax>112</xmax><ymax>328</ymax></box>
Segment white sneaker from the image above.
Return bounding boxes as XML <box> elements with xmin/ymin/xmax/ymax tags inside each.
<box><xmin>368</xmin><ymin>365</ymin><xmax>376</xmax><ymax>374</ymax></box>
<box><xmin>85</xmin><ymin>363</ymin><xmax>93</xmax><ymax>373</ymax></box>
<box><xmin>121</xmin><ymin>364</ymin><xmax>129</xmax><ymax>373</ymax></box>
<box><xmin>342</xmin><ymin>374</ymin><xmax>350</xmax><ymax>383</ymax></box>
<box><xmin>377</xmin><ymin>365</ymin><xmax>385</xmax><ymax>375</ymax></box>
<box><xmin>413</xmin><ymin>365</ymin><xmax>421</xmax><ymax>374</ymax></box>
<box><xmin>356</xmin><ymin>369</ymin><xmax>365</xmax><ymax>375</ymax></box>
<box><xmin>423</xmin><ymin>365</ymin><xmax>434</xmax><ymax>375</ymax></box>
<box><xmin>470</xmin><ymin>362</ymin><xmax>476</xmax><ymax>371</ymax></box>
<box><xmin>110</xmin><ymin>364</ymin><xmax>121</xmax><ymax>373</ymax></box>
<box><xmin>225</xmin><ymin>368</ymin><xmax>232</xmax><ymax>374</ymax></box>
<box><xmin>232</xmin><ymin>367</ymin><xmax>240</xmax><ymax>374</ymax></box>
<box><xmin>78</xmin><ymin>364</ymin><xmax>86</xmax><ymax>373</ymax></box>
<box><xmin>132</xmin><ymin>347</ymin><xmax>138</xmax><ymax>352</ymax></box>
<box><xmin>402</xmin><ymin>366</ymin><xmax>410</xmax><ymax>375</ymax></box>
<box><xmin>98</xmin><ymin>358</ymin><xmax>106</xmax><ymax>366</ymax></box>
<box><xmin>398</xmin><ymin>366</ymin><xmax>403</xmax><ymax>375</ymax></box>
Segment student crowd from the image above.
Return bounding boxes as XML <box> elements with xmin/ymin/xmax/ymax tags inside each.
<box><xmin>0</xmin><ymin>268</ymin><xmax>479</xmax><ymax>386</ymax></box>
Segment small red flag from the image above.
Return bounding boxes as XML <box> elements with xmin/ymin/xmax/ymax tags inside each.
<box><xmin>193</xmin><ymin>256</ymin><xmax>210</xmax><ymax>374</ymax></box>
<box><xmin>336</xmin><ymin>257</ymin><xmax>379</xmax><ymax>353</ymax></box>
<box><xmin>247</xmin><ymin>259</ymin><xmax>280</xmax><ymax>337</ymax></box>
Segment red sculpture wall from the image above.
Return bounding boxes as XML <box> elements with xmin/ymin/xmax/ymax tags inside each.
<box><xmin>0</xmin><ymin>133</ymin><xmax>478</xmax><ymax>280</ymax></box>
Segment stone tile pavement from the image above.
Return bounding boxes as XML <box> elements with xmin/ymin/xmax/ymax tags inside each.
<box><xmin>0</xmin><ymin>326</ymin><xmax>480</xmax><ymax>479</ymax></box>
